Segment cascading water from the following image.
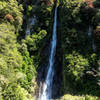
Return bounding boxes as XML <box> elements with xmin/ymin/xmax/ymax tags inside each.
<box><xmin>26</xmin><ymin>16</ymin><xmax>36</xmax><ymax>35</ymax></box>
<box><xmin>38</xmin><ymin>6</ymin><xmax>57</xmax><ymax>100</ymax></box>
<box><xmin>88</xmin><ymin>26</ymin><xmax>92</xmax><ymax>37</ymax></box>
<box><xmin>88</xmin><ymin>25</ymin><xmax>96</xmax><ymax>52</ymax></box>
<box><xmin>92</xmin><ymin>39</ymin><xmax>96</xmax><ymax>52</ymax></box>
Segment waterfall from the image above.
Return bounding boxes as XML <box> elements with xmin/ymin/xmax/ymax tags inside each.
<box><xmin>38</xmin><ymin>6</ymin><xmax>57</xmax><ymax>100</ymax></box>
<box><xmin>88</xmin><ymin>25</ymin><xmax>96</xmax><ymax>52</ymax></box>
<box><xmin>88</xmin><ymin>25</ymin><xmax>92</xmax><ymax>37</ymax></box>
<box><xmin>26</xmin><ymin>16</ymin><xmax>36</xmax><ymax>35</ymax></box>
<box><xmin>92</xmin><ymin>39</ymin><xmax>96</xmax><ymax>52</ymax></box>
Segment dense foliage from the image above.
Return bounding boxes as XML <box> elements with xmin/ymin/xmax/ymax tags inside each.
<box><xmin>0</xmin><ymin>0</ymin><xmax>100</xmax><ymax>100</ymax></box>
<box><xmin>60</xmin><ymin>0</ymin><xmax>100</xmax><ymax>99</ymax></box>
<box><xmin>0</xmin><ymin>0</ymin><xmax>53</xmax><ymax>99</ymax></box>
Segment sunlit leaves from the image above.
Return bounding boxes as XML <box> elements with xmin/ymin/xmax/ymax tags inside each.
<box><xmin>23</xmin><ymin>30</ymin><xmax>47</xmax><ymax>52</ymax></box>
<box><xmin>0</xmin><ymin>0</ymin><xmax>23</xmax><ymax>31</ymax></box>
<box><xmin>65</xmin><ymin>51</ymin><xmax>89</xmax><ymax>81</ymax></box>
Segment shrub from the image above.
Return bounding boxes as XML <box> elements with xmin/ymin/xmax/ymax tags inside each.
<box><xmin>64</xmin><ymin>51</ymin><xmax>89</xmax><ymax>84</ymax></box>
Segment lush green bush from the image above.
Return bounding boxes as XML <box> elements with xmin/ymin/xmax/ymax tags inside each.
<box><xmin>0</xmin><ymin>22</ymin><xmax>23</xmax><ymax>100</ymax></box>
<box><xmin>60</xmin><ymin>0</ymin><xmax>100</xmax><ymax>97</ymax></box>
<box><xmin>19</xmin><ymin>46</ymin><xmax>37</xmax><ymax>90</ymax></box>
<box><xmin>0</xmin><ymin>0</ymin><xmax>23</xmax><ymax>31</ymax></box>
<box><xmin>0</xmin><ymin>0</ymin><xmax>36</xmax><ymax>98</ymax></box>
<box><xmin>64</xmin><ymin>51</ymin><xmax>89</xmax><ymax>81</ymax></box>
<box><xmin>35</xmin><ymin>4</ymin><xmax>53</xmax><ymax>33</ymax></box>
<box><xmin>61</xmin><ymin>94</ymin><xmax>100</xmax><ymax>100</ymax></box>
<box><xmin>22</xmin><ymin>30</ymin><xmax>47</xmax><ymax>52</ymax></box>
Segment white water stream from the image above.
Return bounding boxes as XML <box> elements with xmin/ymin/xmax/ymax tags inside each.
<box><xmin>92</xmin><ymin>39</ymin><xmax>96</xmax><ymax>52</ymax></box>
<box><xmin>88</xmin><ymin>25</ymin><xmax>96</xmax><ymax>52</ymax></box>
<box><xmin>26</xmin><ymin>16</ymin><xmax>36</xmax><ymax>35</ymax></box>
<box><xmin>38</xmin><ymin>7</ymin><xmax>57</xmax><ymax>100</ymax></box>
<box><xmin>88</xmin><ymin>25</ymin><xmax>92</xmax><ymax>37</ymax></box>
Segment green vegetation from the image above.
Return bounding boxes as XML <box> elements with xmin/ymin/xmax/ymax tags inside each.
<box><xmin>0</xmin><ymin>22</ymin><xmax>35</xmax><ymax>99</ymax></box>
<box><xmin>0</xmin><ymin>0</ymin><xmax>54</xmax><ymax>99</ymax></box>
<box><xmin>61</xmin><ymin>94</ymin><xmax>99</xmax><ymax>100</ymax></box>
<box><xmin>0</xmin><ymin>0</ymin><xmax>100</xmax><ymax>100</ymax></box>
<box><xmin>60</xmin><ymin>0</ymin><xmax>100</xmax><ymax>99</ymax></box>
